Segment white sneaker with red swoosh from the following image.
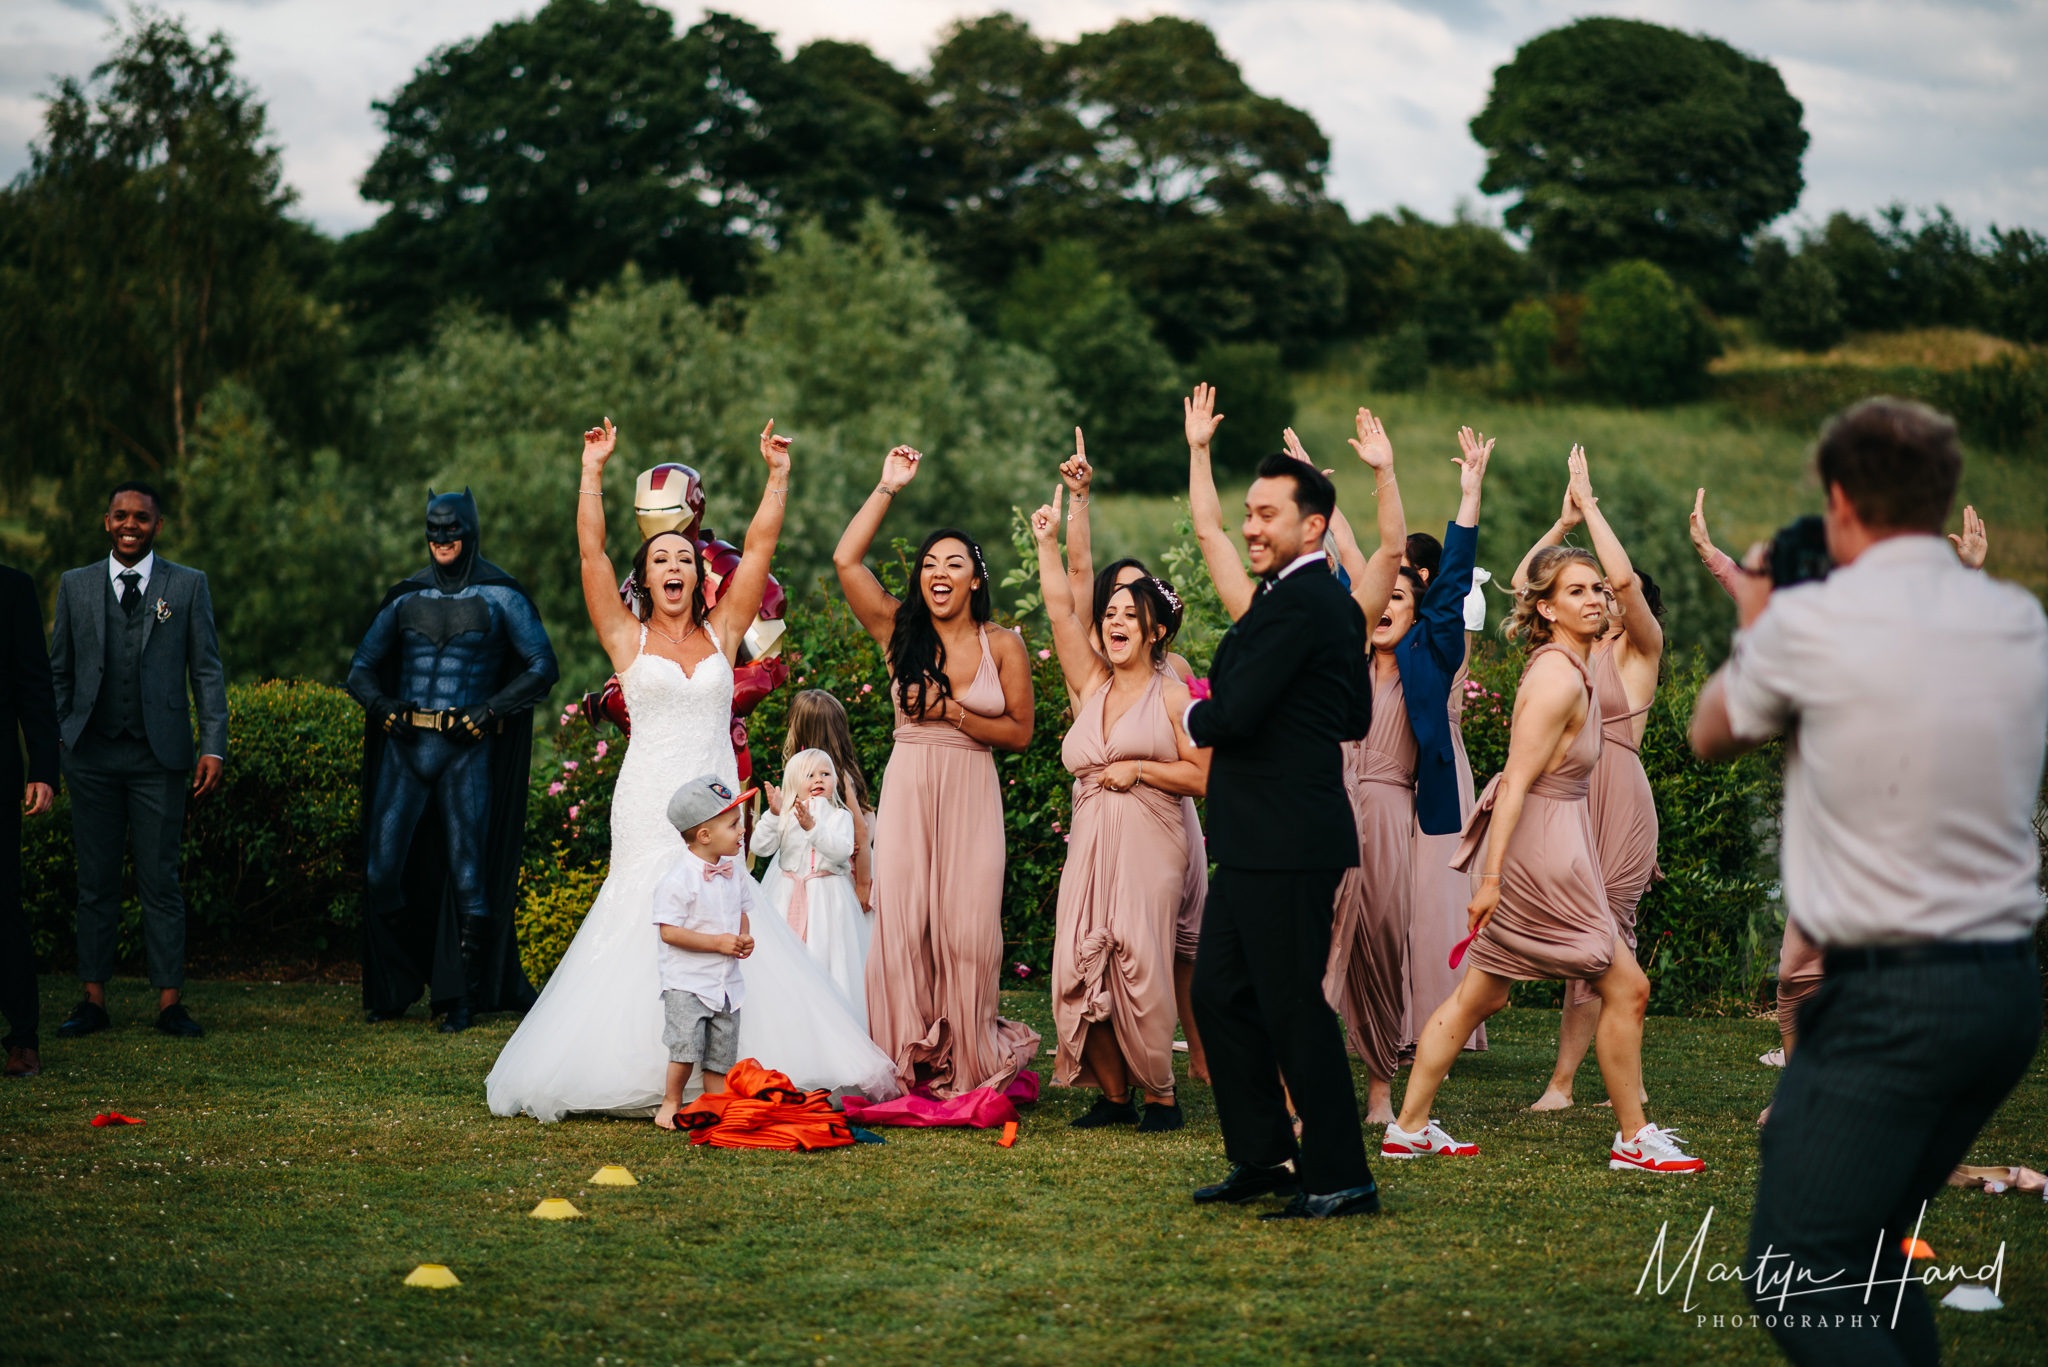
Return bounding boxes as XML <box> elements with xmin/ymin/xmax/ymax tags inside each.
<box><xmin>1381</xmin><ymin>1118</ymin><xmax>1478</xmax><ymax>1159</ymax></box>
<box><xmin>1610</xmin><ymin>1123</ymin><xmax>1706</xmax><ymax>1173</ymax></box>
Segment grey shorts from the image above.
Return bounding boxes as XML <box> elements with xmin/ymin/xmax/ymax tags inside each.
<box><xmin>662</xmin><ymin>990</ymin><xmax>740</xmax><ymax>1072</ymax></box>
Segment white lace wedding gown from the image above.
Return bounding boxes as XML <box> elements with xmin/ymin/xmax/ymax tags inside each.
<box><xmin>486</xmin><ymin>627</ymin><xmax>901</xmax><ymax>1122</ymax></box>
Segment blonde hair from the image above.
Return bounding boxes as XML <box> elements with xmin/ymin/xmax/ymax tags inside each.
<box><xmin>783</xmin><ymin>689</ymin><xmax>869</xmax><ymax>809</ymax></box>
<box><xmin>780</xmin><ymin>748</ymin><xmax>843</xmax><ymax>810</ymax></box>
<box><xmin>1502</xmin><ymin>545</ymin><xmax>1613</xmax><ymax>648</ymax></box>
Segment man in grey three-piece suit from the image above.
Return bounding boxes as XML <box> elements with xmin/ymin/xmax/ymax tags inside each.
<box><xmin>49</xmin><ymin>481</ymin><xmax>227</xmax><ymax>1039</ymax></box>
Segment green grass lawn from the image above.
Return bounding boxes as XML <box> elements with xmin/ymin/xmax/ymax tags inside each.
<box><xmin>5</xmin><ymin>976</ymin><xmax>2043</xmax><ymax>1366</ymax></box>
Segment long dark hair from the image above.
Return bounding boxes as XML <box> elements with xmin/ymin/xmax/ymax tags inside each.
<box><xmin>1096</xmin><ymin>576</ymin><xmax>1178</xmax><ymax>666</ymax></box>
<box><xmin>629</xmin><ymin>532</ymin><xmax>707</xmax><ymax>627</ymax></box>
<box><xmin>1091</xmin><ymin>557</ymin><xmax>1184</xmax><ymax>642</ymax></box>
<box><xmin>888</xmin><ymin>527</ymin><xmax>991</xmax><ymax>719</ymax></box>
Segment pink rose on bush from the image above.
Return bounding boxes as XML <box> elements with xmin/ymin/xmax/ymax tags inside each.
<box><xmin>1037</xmin><ymin>648</ymin><xmax>1051</xmax><ymax>660</ymax></box>
<box><xmin>547</xmin><ymin>782</ymin><xmax>565</xmax><ymax>797</ymax></box>
<box><xmin>568</xmin><ymin>805</ymin><xmax>580</xmax><ymax>820</ymax></box>
<box><xmin>562</xmin><ymin>760</ymin><xmax>578</xmax><ymax>771</ymax></box>
<box><xmin>595</xmin><ymin>740</ymin><xmax>608</xmax><ymax>759</ymax></box>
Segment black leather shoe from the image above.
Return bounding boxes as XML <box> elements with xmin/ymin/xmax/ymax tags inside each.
<box><xmin>1192</xmin><ymin>1161</ymin><xmax>1301</xmax><ymax>1205</ymax></box>
<box><xmin>1259</xmin><ymin>1183</ymin><xmax>1382</xmax><ymax>1221</ymax></box>
<box><xmin>1137</xmin><ymin>1101</ymin><xmax>1185</xmax><ymax>1133</ymax></box>
<box><xmin>57</xmin><ymin>1001</ymin><xmax>110</xmax><ymax>1039</ymax></box>
<box><xmin>1069</xmin><ymin>1094</ymin><xmax>1139</xmax><ymax>1128</ymax></box>
<box><xmin>155</xmin><ymin>1003</ymin><xmax>204</xmax><ymax>1038</ymax></box>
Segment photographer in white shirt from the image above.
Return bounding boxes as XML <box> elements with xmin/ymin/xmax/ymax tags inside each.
<box><xmin>1692</xmin><ymin>397</ymin><xmax>2046</xmax><ymax>1367</ymax></box>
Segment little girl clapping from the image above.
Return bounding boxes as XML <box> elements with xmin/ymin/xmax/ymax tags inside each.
<box><xmin>752</xmin><ymin>749</ymin><xmax>873</xmax><ymax>1024</ymax></box>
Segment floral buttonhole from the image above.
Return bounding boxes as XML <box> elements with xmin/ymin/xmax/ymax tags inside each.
<box><xmin>154</xmin><ymin>599</ymin><xmax>172</xmax><ymax>622</ymax></box>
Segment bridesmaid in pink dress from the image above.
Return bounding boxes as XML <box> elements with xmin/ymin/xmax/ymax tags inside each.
<box><xmin>833</xmin><ymin>446</ymin><xmax>1041</xmax><ymax>1098</ymax></box>
<box><xmin>1512</xmin><ymin>448</ymin><xmax>1666</xmax><ymax>1111</ymax></box>
<box><xmin>1385</xmin><ymin>547</ymin><xmax>1704</xmax><ymax>1174</ymax></box>
<box><xmin>1050</xmin><ymin>429</ymin><xmax>1212</xmax><ymax>1082</ymax></box>
<box><xmin>1029</xmin><ymin>489</ymin><xmax>1210</xmax><ymax>1131</ymax></box>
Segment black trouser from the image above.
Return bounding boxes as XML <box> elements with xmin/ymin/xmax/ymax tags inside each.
<box><xmin>0</xmin><ymin>796</ymin><xmax>34</xmax><ymax>1050</ymax></box>
<box><xmin>1749</xmin><ymin>944</ymin><xmax>2039</xmax><ymax>1366</ymax></box>
<box><xmin>1192</xmin><ymin>865</ymin><xmax>1373</xmax><ymax>1196</ymax></box>
<box><xmin>65</xmin><ymin>733</ymin><xmax>190</xmax><ymax>989</ymax></box>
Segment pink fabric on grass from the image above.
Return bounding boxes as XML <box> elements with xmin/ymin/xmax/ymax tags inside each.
<box><xmin>841</xmin><ymin>1070</ymin><xmax>1039</xmax><ymax>1129</ymax></box>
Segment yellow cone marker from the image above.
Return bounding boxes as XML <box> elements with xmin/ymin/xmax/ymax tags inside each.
<box><xmin>588</xmin><ymin>1165</ymin><xmax>638</xmax><ymax>1186</ymax></box>
<box><xmin>403</xmin><ymin>1264</ymin><xmax>461</xmax><ymax>1288</ymax></box>
<box><xmin>529</xmin><ymin>1197</ymin><xmax>584</xmax><ymax>1220</ymax></box>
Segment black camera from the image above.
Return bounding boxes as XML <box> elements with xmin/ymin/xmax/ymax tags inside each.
<box><xmin>1768</xmin><ymin>515</ymin><xmax>1832</xmax><ymax>588</ymax></box>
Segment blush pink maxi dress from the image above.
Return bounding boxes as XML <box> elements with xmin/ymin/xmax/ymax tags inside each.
<box><xmin>1322</xmin><ymin>671</ymin><xmax>1416</xmax><ymax>1081</ymax></box>
<box><xmin>865</xmin><ymin>626</ymin><xmax>1041</xmax><ymax>1097</ymax></box>
<box><xmin>1454</xmin><ymin>644</ymin><xmax>1615</xmax><ymax>984</ymax></box>
<box><xmin>1567</xmin><ymin>639</ymin><xmax>1662</xmax><ymax>1007</ymax></box>
<box><xmin>1051</xmin><ymin>672</ymin><xmax>1188</xmax><ymax>1096</ymax></box>
<box><xmin>1403</xmin><ymin>659</ymin><xmax>1487</xmax><ymax>1051</ymax></box>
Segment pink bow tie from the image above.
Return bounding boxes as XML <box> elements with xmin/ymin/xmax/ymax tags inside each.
<box><xmin>701</xmin><ymin>859</ymin><xmax>734</xmax><ymax>881</ymax></box>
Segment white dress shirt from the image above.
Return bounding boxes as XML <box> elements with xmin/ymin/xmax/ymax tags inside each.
<box><xmin>651</xmin><ymin>848</ymin><xmax>759</xmax><ymax>1010</ymax></box>
<box><xmin>1720</xmin><ymin>535</ymin><xmax>2048</xmax><ymax>946</ymax></box>
<box><xmin>108</xmin><ymin>551</ymin><xmax>154</xmax><ymax>599</ymax></box>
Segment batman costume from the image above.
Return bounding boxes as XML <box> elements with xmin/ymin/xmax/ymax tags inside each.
<box><xmin>348</xmin><ymin>491</ymin><xmax>559</xmax><ymax>1031</ymax></box>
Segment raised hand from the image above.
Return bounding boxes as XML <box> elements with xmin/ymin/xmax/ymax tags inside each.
<box><xmin>1184</xmin><ymin>383</ymin><xmax>1225</xmax><ymax>449</ymax></box>
<box><xmin>1454</xmin><ymin>427</ymin><xmax>1494</xmax><ymax>495</ymax></box>
<box><xmin>1689</xmin><ymin>488</ymin><xmax>1715</xmax><ymax>558</ymax></box>
<box><xmin>1059</xmin><ymin>429</ymin><xmax>1093</xmax><ymax>497</ymax></box>
<box><xmin>791</xmin><ymin>793</ymin><xmax>814</xmax><ymax>831</ymax></box>
<box><xmin>759</xmin><ymin>419</ymin><xmax>792</xmax><ymax>477</ymax></box>
<box><xmin>763</xmin><ymin>781</ymin><xmax>784</xmax><ymax>816</ymax></box>
<box><xmin>1565</xmin><ymin>444</ymin><xmax>1595</xmax><ymax>511</ymax></box>
<box><xmin>880</xmin><ymin>444</ymin><xmax>922</xmax><ymax>494</ymax></box>
<box><xmin>1283</xmin><ymin>427</ymin><xmax>1337</xmax><ymax>478</ymax></box>
<box><xmin>1030</xmin><ymin>487</ymin><xmax>1063</xmax><ymax>546</ymax></box>
<box><xmin>1348</xmin><ymin>408</ymin><xmax>1393</xmax><ymax>472</ymax></box>
<box><xmin>582</xmin><ymin>416</ymin><xmax>617</xmax><ymax>471</ymax></box>
<box><xmin>1949</xmin><ymin>504</ymin><xmax>1988</xmax><ymax>569</ymax></box>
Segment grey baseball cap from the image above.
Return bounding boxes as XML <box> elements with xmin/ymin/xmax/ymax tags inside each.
<box><xmin>666</xmin><ymin>773</ymin><xmax>756</xmax><ymax>834</ymax></box>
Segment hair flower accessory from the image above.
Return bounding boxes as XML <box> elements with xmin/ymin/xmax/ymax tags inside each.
<box><xmin>1149</xmin><ymin>577</ymin><xmax>1182</xmax><ymax>614</ymax></box>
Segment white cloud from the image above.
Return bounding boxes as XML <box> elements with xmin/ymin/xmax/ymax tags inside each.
<box><xmin>2</xmin><ymin>0</ymin><xmax>2042</xmax><ymax>237</ymax></box>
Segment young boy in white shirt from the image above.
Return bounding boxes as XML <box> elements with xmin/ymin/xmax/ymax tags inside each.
<box><xmin>652</xmin><ymin>774</ymin><xmax>759</xmax><ymax>1131</ymax></box>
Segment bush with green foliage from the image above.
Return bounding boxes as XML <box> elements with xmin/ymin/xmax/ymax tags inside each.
<box><xmin>1462</xmin><ymin>644</ymin><xmax>1782</xmax><ymax>1014</ymax></box>
<box><xmin>1499</xmin><ymin>299</ymin><xmax>1559</xmax><ymax>395</ymax></box>
<box><xmin>1338</xmin><ymin>209</ymin><xmax>1535</xmax><ymax>364</ymax></box>
<box><xmin>1757</xmin><ymin>247</ymin><xmax>1847</xmax><ymax>352</ymax></box>
<box><xmin>1935</xmin><ymin>352</ymin><xmax>2048</xmax><ymax>456</ymax></box>
<box><xmin>1579</xmin><ymin>260</ymin><xmax>1721</xmax><ymax>405</ymax></box>
<box><xmin>1190</xmin><ymin>342</ymin><xmax>1295</xmax><ymax>473</ymax></box>
<box><xmin>1372</xmin><ymin>324</ymin><xmax>1432</xmax><ymax>394</ymax></box>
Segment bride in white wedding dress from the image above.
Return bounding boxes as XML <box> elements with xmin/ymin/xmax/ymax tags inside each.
<box><xmin>487</xmin><ymin>418</ymin><xmax>900</xmax><ymax>1122</ymax></box>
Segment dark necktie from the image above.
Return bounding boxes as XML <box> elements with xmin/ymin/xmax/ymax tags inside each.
<box><xmin>118</xmin><ymin>570</ymin><xmax>141</xmax><ymax>614</ymax></box>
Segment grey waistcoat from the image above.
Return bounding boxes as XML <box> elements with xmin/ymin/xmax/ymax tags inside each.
<box><xmin>89</xmin><ymin>572</ymin><xmax>148</xmax><ymax>741</ymax></box>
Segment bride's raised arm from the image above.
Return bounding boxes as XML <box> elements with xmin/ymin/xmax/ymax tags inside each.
<box><xmin>707</xmin><ymin>420</ymin><xmax>794</xmax><ymax>662</ymax></box>
<box><xmin>832</xmin><ymin>444</ymin><xmax>923</xmax><ymax>653</ymax></box>
<box><xmin>578</xmin><ymin>418</ymin><xmax>643</xmax><ymax>674</ymax></box>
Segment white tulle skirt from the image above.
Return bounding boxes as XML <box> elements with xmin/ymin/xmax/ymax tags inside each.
<box><xmin>485</xmin><ymin>849</ymin><xmax>902</xmax><ymax>1123</ymax></box>
<box><xmin>755</xmin><ymin>866</ymin><xmax>874</xmax><ymax>1028</ymax></box>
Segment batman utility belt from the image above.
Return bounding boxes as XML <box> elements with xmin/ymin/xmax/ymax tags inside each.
<box><xmin>408</xmin><ymin>709</ymin><xmax>504</xmax><ymax>735</ymax></box>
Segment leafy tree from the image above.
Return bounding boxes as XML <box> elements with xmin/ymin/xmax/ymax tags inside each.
<box><xmin>994</xmin><ymin>242</ymin><xmax>1182</xmax><ymax>491</ymax></box>
<box><xmin>1757</xmin><ymin>245</ymin><xmax>1846</xmax><ymax>352</ymax></box>
<box><xmin>1371</xmin><ymin>324</ymin><xmax>1430</xmax><ymax>394</ymax></box>
<box><xmin>1470</xmin><ymin>17</ymin><xmax>1806</xmax><ymax>301</ymax></box>
<box><xmin>0</xmin><ymin>10</ymin><xmax>340</xmax><ymax>569</ymax></box>
<box><xmin>1985</xmin><ymin>227</ymin><xmax>2048</xmax><ymax>344</ymax></box>
<box><xmin>1339</xmin><ymin>208</ymin><xmax>1536</xmax><ymax>364</ymax></box>
<box><xmin>1191</xmin><ymin>342</ymin><xmax>1294</xmax><ymax>472</ymax></box>
<box><xmin>1579</xmin><ymin>260</ymin><xmax>1720</xmax><ymax>405</ymax></box>
<box><xmin>1498</xmin><ymin>298</ymin><xmax>1559</xmax><ymax>395</ymax></box>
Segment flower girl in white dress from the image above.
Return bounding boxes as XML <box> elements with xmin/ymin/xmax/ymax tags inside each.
<box><xmin>753</xmin><ymin>750</ymin><xmax>873</xmax><ymax>1025</ymax></box>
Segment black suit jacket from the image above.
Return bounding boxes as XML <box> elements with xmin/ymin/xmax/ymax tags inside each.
<box><xmin>1187</xmin><ymin>560</ymin><xmax>1372</xmax><ymax>870</ymax></box>
<box><xmin>0</xmin><ymin>564</ymin><xmax>59</xmax><ymax>791</ymax></box>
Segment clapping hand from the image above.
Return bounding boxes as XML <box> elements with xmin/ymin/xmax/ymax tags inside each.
<box><xmin>1454</xmin><ymin>427</ymin><xmax>1494</xmax><ymax>493</ymax></box>
<box><xmin>791</xmin><ymin>792</ymin><xmax>814</xmax><ymax>831</ymax></box>
<box><xmin>763</xmin><ymin>781</ymin><xmax>784</xmax><ymax>815</ymax></box>
<box><xmin>582</xmin><ymin>417</ymin><xmax>617</xmax><ymax>471</ymax></box>
<box><xmin>880</xmin><ymin>444</ymin><xmax>922</xmax><ymax>494</ymax></box>
<box><xmin>1565</xmin><ymin>445</ymin><xmax>1596</xmax><ymax>513</ymax></box>
<box><xmin>759</xmin><ymin>419</ymin><xmax>792</xmax><ymax>475</ymax></box>
<box><xmin>1059</xmin><ymin>429</ymin><xmax>1092</xmax><ymax>497</ymax></box>
<box><xmin>1030</xmin><ymin>488</ymin><xmax>1063</xmax><ymax>546</ymax></box>
<box><xmin>1184</xmin><ymin>383</ymin><xmax>1225</xmax><ymax>449</ymax></box>
<box><xmin>1347</xmin><ymin>408</ymin><xmax>1393</xmax><ymax>472</ymax></box>
<box><xmin>1950</xmin><ymin>504</ymin><xmax>1987</xmax><ymax>569</ymax></box>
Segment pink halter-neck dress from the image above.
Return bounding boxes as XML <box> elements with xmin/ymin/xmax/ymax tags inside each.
<box><xmin>1322</xmin><ymin>668</ymin><xmax>1416</xmax><ymax>1081</ymax></box>
<box><xmin>1160</xmin><ymin>656</ymin><xmax>1209</xmax><ymax>963</ymax></box>
<box><xmin>1567</xmin><ymin>640</ymin><xmax>1663</xmax><ymax>1006</ymax></box>
<box><xmin>1403</xmin><ymin>658</ymin><xmax>1486</xmax><ymax>1050</ymax></box>
<box><xmin>1050</xmin><ymin>671</ymin><xmax>1189</xmax><ymax>1096</ymax></box>
<box><xmin>865</xmin><ymin>626</ymin><xmax>1042</xmax><ymax>1097</ymax></box>
<box><xmin>1454</xmin><ymin>644</ymin><xmax>1614</xmax><ymax>983</ymax></box>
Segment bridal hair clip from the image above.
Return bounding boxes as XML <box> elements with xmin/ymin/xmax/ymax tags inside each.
<box><xmin>1149</xmin><ymin>577</ymin><xmax>1182</xmax><ymax>614</ymax></box>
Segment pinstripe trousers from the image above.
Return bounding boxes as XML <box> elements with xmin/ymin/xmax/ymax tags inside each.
<box><xmin>1747</xmin><ymin>945</ymin><xmax>2039</xmax><ymax>1366</ymax></box>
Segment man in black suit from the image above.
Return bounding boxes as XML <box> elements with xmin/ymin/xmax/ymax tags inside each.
<box><xmin>1</xmin><ymin>562</ymin><xmax>60</xmax><ymax>1079</ymax></box>
<box><xmin>49</xmin><ymin>482</ymin><xmax>227</xmax><ymax>1040</ymax></box>
<box><xmin>1185</xmin><ymin>450</ymin><xmax>1379</xmax><ymax>1219</ymax></box>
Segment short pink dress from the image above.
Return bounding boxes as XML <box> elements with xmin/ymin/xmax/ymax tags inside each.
<box><xmin>866</xmin><ymin>626</ymin><xmax>1042</xmax><ymax>1097</ymax></box>
<box><xmin>1051</xmin><ymin>673</ymin><xmax>1188</xmax><ymax>1096</ymax></box>
<box><xmin>1322</xmin><ymin>670</ymin><xmax>1415</xmax><ymax>1081</ymax></box>
<box><xmin>1454</xmin><ymin>644</ymin><xmax>1614</xmax><ymax>983</ymax></box>
<box><xmin>1567</xmin><ymin>639</ymin><xmax>1662</xmax><ymax>1006</ymax></box>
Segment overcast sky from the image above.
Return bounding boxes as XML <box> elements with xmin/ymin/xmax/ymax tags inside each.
<box><xmin>5</xmin><ymin>0</ymin><xmax>2044</xmax><ymax>240</ymax></box>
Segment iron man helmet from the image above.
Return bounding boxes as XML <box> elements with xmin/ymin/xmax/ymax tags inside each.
<box><xmin>633</xmin><ymin>464</ymin><xmax>705</xmax><ymax>542</ymax></box>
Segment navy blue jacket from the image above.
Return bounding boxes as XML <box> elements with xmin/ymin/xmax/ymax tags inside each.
<box><xmin>1394</xmin><ymin>520</ymin><xmax>1476</xmax><ymax>836</ymax></box>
